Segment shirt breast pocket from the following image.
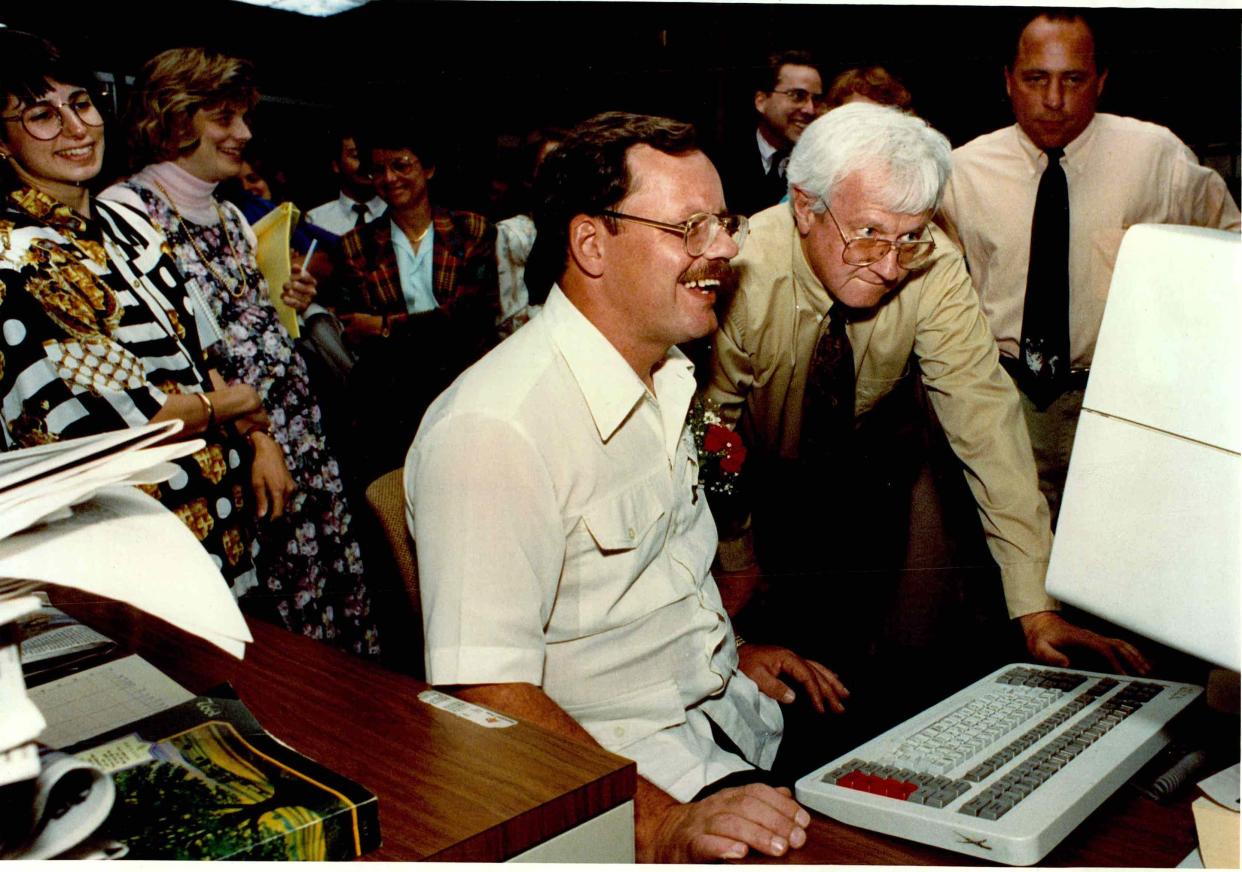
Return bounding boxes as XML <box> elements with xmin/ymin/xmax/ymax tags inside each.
<box><xmin>855</xmin><ymin>359</ymin><xmax>912</xmax><ymax>416</ymax></box>
<box><xmin>580</xmin><ymin>478</ymin><xmax>668</xmax><ymax>557</ymax></box>
<box><xmin>568</xmin><ymin>475</ymin><xmax>678</xmax><ymax>628</ymax></box>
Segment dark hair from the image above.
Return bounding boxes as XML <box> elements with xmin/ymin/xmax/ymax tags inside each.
<box><xmin>1008</xmin><ymin>9</ymin><xmax>1107</xmax><ymax>72</ymax></box>
<box><xmin>0</xmin><ymin>31</ymin><xmax>98</xmax><ymax>187</ymax></box>
<box><xmin>0</xmin><ymin>30</ymin><xmax>96</xmax><ymax>117</ymax></box>
<box><xmin>354</xmin><ymin>119</ymin><xmax>436</xmax><ymax>173</ymax></box>
<box><xmin>526</xmin><ymin>111</ymin><xmax>698</xmax><ymax>299</ymax></box>
<box><xmin>826</xmin><ymin>66</ymin><xmax>913</xmax><ymax>110</ymax></box>
<box><xmin>756</xmin><ymin>49</ymin><xmax>821</xmax><ymax>94</ymax></box>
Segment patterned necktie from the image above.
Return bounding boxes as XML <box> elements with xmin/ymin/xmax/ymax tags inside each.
<box><xmin>352</xmin><ymin>202</ymin><xmax>369</xmax><ymax>229</ymax></box>
<box><xmin>800</xmin><ymin>304</ymin><xmax>855</xmax><ymax>463</ymax></box>
<box><xmin>1018</xmin><ymin>147</ymin><xmax>1070</xmax><ymax>409</ymax></box>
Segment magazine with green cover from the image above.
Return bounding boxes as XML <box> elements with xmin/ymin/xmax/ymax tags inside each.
<box><xmin>63</xmin><ymin>687</ymin><xmax>380</xmax><ymax>860</ymax></box>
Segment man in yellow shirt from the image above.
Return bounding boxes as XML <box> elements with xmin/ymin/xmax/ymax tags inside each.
<box><xmin>706</xmin><ymin>104</ymin><xmax>1148</xmax><ymax>722</ymax></box>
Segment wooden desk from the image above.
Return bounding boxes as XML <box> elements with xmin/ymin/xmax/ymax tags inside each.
<box><xmin>57</xmin><ymin>594</ymin><xmax>1208</xmax><ymax>866</ymax></box>
<box><xmin>53</xmin><ymin>598</ymin><xmax>636</xmax><ymax>862</ymax></box>
<box><xmin>741</xmin><ymin>787</ymin><xmax>1197</xmax><ymax>866</ymax></box>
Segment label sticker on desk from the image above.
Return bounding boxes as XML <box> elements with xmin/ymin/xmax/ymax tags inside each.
<box><xmin>418</xmin><ymin>690</ymin><xmax>516</xmax><ymax>729</ymax></box>
<box><xmin>75</xmin><ymin>734</ymin><xmax>154</xmax><ymax>773</ymax></box>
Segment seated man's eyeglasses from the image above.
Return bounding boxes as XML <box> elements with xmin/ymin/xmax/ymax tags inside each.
<box><xmin>770</xmin><ymin>88</ymin><xmax>829</xmax><ymax>110</ymax></box>
<box><xmin>2</xmin><ymin>91</ymin><xmax>104</xmax><ymax>141</ymax></box>
<box><xmin>598</xmin><ymin>210</ymin><xmax>749</xmax><ymax>258</ymax></box>
<box><xmin>361</xmin><ymin>155</ymin><xmax>420</xmax><ymax>182</ymax></box>
<box><xmin>822</xmin><ymin>203</ymin><xmax>935</xmax><ymax>269</ymax></box>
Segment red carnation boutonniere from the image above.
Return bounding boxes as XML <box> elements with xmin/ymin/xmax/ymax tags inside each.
<box><xmin>689</xmin><ymin>398</ymin><xmax>747</xmax><ymax>496</ymax></box>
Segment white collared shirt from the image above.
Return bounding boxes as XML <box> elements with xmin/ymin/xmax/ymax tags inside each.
<box><xmin>756</xmin><ymin>128</ymin><xmax>780</xmax><ymax>175</ymax></box>
<box><xmin>406</xmin><ymin>285</ymin><xmax>782</xmax><ymax>801</ymax></box>
<box><xmin>306</xmin><ymin>192</ymin><xmax>387</xmax><ymax>237</ymax></box>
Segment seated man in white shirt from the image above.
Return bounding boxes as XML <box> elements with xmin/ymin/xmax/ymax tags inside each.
<box><xmin>405</xmin><ymin>112</ymin><xmax>844</xmax><ymax>862</ymax></box>
<box><xmin>307</xmin><ymin>129</ymin><xmax>387</xmax><ymax>236</ymax></box>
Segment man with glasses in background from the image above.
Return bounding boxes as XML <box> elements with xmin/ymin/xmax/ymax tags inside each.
<box><xmin>705</xmin><ymin>103</ymin><xmax>1146</xmax><ymax>747</ymax></box>
<box><xmin>717</xmin><ymin>49</ymin><xmax>826</xmax><ymax>217</ymax></box>
<box><xmin>333</xmin><ymin>120</ymin><xmax>499</xmax><ymax>484</ymax></box>
<box><xmin>407</xmin><ymin>112</ymin><xmax>849</xmax><ymax>862</ymax></box>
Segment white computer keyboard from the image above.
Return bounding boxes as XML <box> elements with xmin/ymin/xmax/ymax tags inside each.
<box><xmin>794</xmin><ymin>663</ymin><xmax>1203</xmax><ymax>866</ymax></box>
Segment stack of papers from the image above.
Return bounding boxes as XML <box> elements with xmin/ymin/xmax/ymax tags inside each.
<box><xmin>0</xmin><ymin>420</ymin><xmax>252</xmax><ymax>655</ymax></box>
<box><xmin>0</xmin><ymin>594</ymin><xmax>45</xmax><ymax>787</ymax></box>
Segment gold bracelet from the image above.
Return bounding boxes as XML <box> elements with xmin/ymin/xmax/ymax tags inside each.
<box><xmin>196</xmin><ymin>392</ymin><xmax>216</xmax><ymax>429</ymax></box>
<box><xmin>734</xmin><ymin>634</ymin><xmax>747</xmax><ymax>650</ymax></box>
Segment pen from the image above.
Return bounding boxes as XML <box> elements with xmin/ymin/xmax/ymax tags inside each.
<box><xmin>301</xmin><ymin>239</ymin><xmax>318</xmax><ymax>275</ymax></box>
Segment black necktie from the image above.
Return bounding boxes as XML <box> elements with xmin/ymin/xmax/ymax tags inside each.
<box><xmin>352</xmin><ymin>203</ymin><xmax>369</xmax><ymax>229</ymax></box>
<box><xmin>800</xmin><ymin>305</ymin><xmax>855</xmax><ymax>463</ymax></box>
<box><xmin>1018</xmin><ymin>147</ymin><xmax>1070</xmax><ymax>409</ymax></box>
<box><xmin>766</xmin><ymin>148</ymin><xmax>790</xmax><ymax>202</ymax></box>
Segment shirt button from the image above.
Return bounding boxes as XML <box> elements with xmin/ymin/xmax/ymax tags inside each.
<box><xmin>627</xmin><ymin>527</ymin><xmax>636</xmax><ymax>539</ymax></box>
<box><xmin>614</xmin><ymin>726</ymin><xmax>625</xmax><ymax>738</ymax></box>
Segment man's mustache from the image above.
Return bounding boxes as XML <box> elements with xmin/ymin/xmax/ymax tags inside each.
<box><xmin>680</xmin><ymin>261</ymin><xmax>739</xmax><ymax>295</ymax></box>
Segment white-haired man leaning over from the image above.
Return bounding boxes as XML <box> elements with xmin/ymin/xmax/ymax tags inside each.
<box><xmin>705</xmin><ymin>104</ymin><xmax>1147</xmax><ymax>733</ymax></box>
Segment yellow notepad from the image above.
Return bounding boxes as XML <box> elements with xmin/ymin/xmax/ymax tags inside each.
<box><xmin>251</xmin><ymin>202</ymin><xmax>301</xmax><ymax>339</ymax></box>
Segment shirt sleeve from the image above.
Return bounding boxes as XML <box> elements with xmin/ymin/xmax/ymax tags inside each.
<box><xmin>913</xmin><ymin>254</ymin><xmax>1058</xmax><ymax>619</ymax></box>
<box><xmin>406</xmin><ymin>407</ymin><xmax>565</xmax><ymax>684</ymax></box>
<box><xmin>0</xmin><ymin>262</ymin><xmax>168</xmax><ymax>444</ymax></box>
<box><xmin>1170</xmin><ymin>143</ymin><xmax>1242</xmax><ymax>232</ymax></box>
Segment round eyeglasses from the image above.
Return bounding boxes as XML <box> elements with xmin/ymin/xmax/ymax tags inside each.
<box><xmin>770</xmin><ymin>88</ymin><xmax>829</xmax><ymax>110</ymax></box>
<box><xmin>824</xmin><ymin>205</ymin><xmax>935</xmax><ymax>269</ymax></box>
<box><xmin>598</xmin><ymin>210</ymin><xmax>749</xmax><ymax>257</ymax></box>
<box><xmin>360</xmin><ymin>155</ymin><xmax>423</xmax><ymax>182</ymax></box>
<box><xmin>1</xmin><ymin>91</ymin><xmax>104</xmax><ymax>141</ymax></box>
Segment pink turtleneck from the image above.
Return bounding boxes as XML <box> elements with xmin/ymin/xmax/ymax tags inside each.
<box><xmin>130</xmin><ymin>161</ymin><xmax>222</xmax><ymax>226</ymax></box>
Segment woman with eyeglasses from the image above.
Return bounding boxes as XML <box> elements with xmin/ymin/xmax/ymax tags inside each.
<box><xmin>102</xmin><ymin>47</ymin><xmax>379</xmax><ymax>658</ymax></box>
<box><xmin>0</xmin><ymin>30</ymin><xmax>266</xmax><ymax>597</ymax></box>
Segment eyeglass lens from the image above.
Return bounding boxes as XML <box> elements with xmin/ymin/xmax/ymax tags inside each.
<box><xmin>685</xmin><ymin>214</ymin><xmax>747</xmax><ymax>257</ymax></box>
<box><xmin>366</xmin><ymin>156</ymin><xmax>416</xmax><ymax>179</ymax></box>
<box><xmin>777</xmin><ymin>88</ymin><xmax>827</xmax><ymax>107</ymax></box>
<box><xmin>13</xmin><ymin>94</ymin><xmax>103</xmax><ymax>140</ymax></box>
<box><xmin>845</xmin><ymin>238</ymin><xmax>934</xmax><ymax>268</ymax></box>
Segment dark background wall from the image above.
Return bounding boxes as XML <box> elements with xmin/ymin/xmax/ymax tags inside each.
<box><xmin>3</xmin><ymin>1</ymin><xmax>1238</xmax><ymax>216</ymax></box>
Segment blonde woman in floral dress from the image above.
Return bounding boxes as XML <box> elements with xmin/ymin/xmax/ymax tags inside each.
<box><xmin>104</xmin><ymin>47</ymin><xmax>378</xmax><ymax>657</ymax></box>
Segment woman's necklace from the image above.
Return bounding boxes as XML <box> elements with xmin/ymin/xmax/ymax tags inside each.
<box><xmin>403</xmin><ymin>219</ymin><xmax>431</xmax><ymax>253</ymax></box>
<box><xmin>149</xmin><ymin>178</ymin><xmax>252</xmax><ymax>300</ymax></box>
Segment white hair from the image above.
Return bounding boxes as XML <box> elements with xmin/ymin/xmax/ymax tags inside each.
<box><xmin>785</xmin><ymin>102</ymin><xmax>952</xmax><ymax>215</ymax></box>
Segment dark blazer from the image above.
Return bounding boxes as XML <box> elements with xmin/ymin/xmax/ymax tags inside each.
<box><xmin>713</xmin><ymin>131</ymin><xmax>790</xmax><ymax>219</ymax></box>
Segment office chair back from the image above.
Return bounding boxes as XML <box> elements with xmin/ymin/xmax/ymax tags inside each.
<box><xmin>364</xmin><ymin>468</ymin><xmax>423</xmax><ymax>678</ymax></box>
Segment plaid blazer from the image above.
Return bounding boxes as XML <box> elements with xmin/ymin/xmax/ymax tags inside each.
<box><xmin>339</xmin><ymin>206</ymin><xmax>500</xmax><ymax>337</ymax></box>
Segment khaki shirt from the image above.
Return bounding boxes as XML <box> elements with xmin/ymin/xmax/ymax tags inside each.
<box><xmin>939</xmin><ymin>114</ymin><xmax>1241</xmax><ymax>368</ymax></box>
<box><xmin>706</xmin><ymin>204</ymin><xmax>1056</xmax><ymax>619</ymax></box>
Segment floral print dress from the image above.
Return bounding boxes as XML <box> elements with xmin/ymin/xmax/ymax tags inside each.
<box><xmin>119</xmin><ymin>181</ymin><xmax>380</xmax><ymax>658</ymax></box>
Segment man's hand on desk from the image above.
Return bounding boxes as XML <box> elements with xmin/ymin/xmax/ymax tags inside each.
<box><xmin>1018</xmin><ymin>610</ymin><xmax>1151</xmax><ymax>675</ymax></box>
<box><xmin>738</xmin><ymin>644</ymin><xmax>850</xmax><ymax>714</ymax></box>
<box><xmin>637</xmin><ymin>779</ymin><xmax>809</xmax><ymax>862</ymax></box>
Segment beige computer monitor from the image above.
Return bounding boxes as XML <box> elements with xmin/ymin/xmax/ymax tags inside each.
<box><xmin>1045</xmin><ymin>224</ymin><xmax>1240</xmax><ymax>673</ymax></box>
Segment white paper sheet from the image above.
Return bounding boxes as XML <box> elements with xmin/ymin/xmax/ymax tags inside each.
<box><xmin>27</xmin><ymin>654</ymin><xmax>194</xmax><ymax>750</ymax></box>
<box><xmin>0</xmin><ymin>486</ymin><xmax>251</xmax><ymax>657</ymax></box>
